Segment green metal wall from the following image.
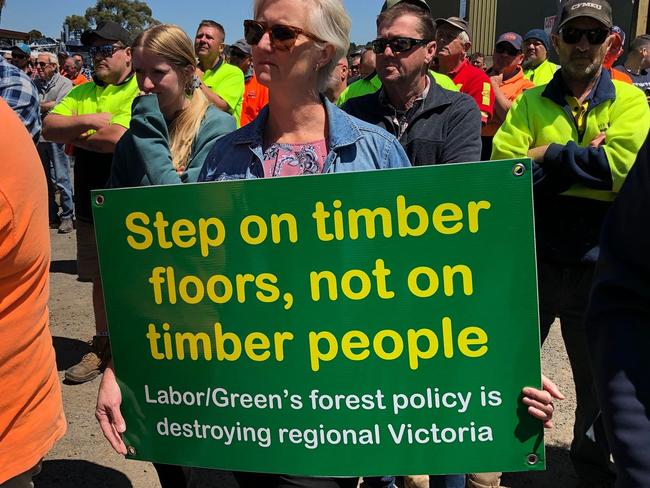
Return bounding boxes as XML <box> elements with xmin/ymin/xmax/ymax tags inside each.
<box><xmin>423</xmin><ymin>0</ymin><xmax>463</xmax><ymax>19</ymax></box>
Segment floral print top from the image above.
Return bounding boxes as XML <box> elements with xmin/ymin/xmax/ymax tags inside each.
<box><xmin>262</xmin><ymin>140</ymin><xmax>328</xmax><ymax>177</ymax></box>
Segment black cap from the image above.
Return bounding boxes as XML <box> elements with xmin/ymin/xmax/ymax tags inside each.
<box><xmin>381</xmin><ymin>0</ymin><xmax>431</xmax><ymax>14</ymax></box>
<box><xmin>230</xmin><ymin>39</ymin><xmax>252</xmax><ymax>57</ymax></box>
<box><xmin>557</xmin><ymin>0</ymin><xmax>613</xmax><ymax>30</ymax></box>
<box><xmin>435</xmin><ymin>17</ymin><xmax>472</xmax><ymax>41</ymax></box>
<box><xmin>81</xmin><ymin>21</ymin><xmax>131</xmax><ymax>46</ymax></box>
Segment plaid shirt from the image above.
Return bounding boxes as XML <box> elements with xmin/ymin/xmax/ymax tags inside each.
<box><xmin>0</xmin><ymin>58</ymin><xmax>41</xmax><ymax>140</ymax></box>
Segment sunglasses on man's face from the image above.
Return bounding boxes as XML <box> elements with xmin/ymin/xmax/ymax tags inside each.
<box><xmin>89</xmin><ymin>44</ymin><xmax>124</xmax><ymax>59</ymax></box>
<box><xmin>495</xmin><ymin>44</ymin><xmax>520</xmax><ymax>56</ymax></box>
<box><xmin>560</xmin><ymin>27</ymin><xmax>610</xmax><ymax>45</ymax></box>
<box><xmin>244</xmin><ymin>20</ymin><xmax>324</xmax><ymax>51</ymax></box>
<box><xmin>36</xmin><ymin>61</ymin><xmax>51</xmax><ymax>68</ymax></box>
<box><xmin>371</xmin><ymin>37</ymin><xmax>430</xmax><ymax>55</ymax></box>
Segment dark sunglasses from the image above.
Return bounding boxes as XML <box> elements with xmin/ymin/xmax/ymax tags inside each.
<box><xmin>495</xmin><ymin>44</ymin><xmax>520</xmax><ymax>56</ymax></box>
<box><xmin>89</xmin><ymin>44</ymin><xmax>124</xmax><ymax>58</ymax></box>
<box><xmin>36</xmin><ymin>61</ymin><xmax>51</xmax><ymax>68</ymax></box>
<box><xmin>371</xmin><ymin>37</ymin><xmax>430</xmax><ymax>55</ymax></box>
<box><xmin>244</xmin><ymin>20</ymin><xmax>324</xmax><ymax>51</ymax></box>
<box><xmin>560</xmin><ymin>27</ymin><xmax>610</xmax><ymax>45</ymax></box>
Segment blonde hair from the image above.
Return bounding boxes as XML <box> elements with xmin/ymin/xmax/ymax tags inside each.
<box><xmin>253</xmin><ymin>0</ymin><xmax>351</xmax><ymax>91</ymax></box>
<box><xmin>132</xmin><ymin>24</ymin><xmax>211</xmax><ymax>171</ymax></box>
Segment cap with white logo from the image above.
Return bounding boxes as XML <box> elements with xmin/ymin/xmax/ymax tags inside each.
<box><xmin>558</xmin><ymin>0</ymin><xmax>613</xmax><ymax>30</ymax></box>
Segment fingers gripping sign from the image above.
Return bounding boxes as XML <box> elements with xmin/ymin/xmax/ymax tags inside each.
<box><xmin>96</xmin><ymin>362</ymin><xmax>128</xmax><ymax>455</ymax></box>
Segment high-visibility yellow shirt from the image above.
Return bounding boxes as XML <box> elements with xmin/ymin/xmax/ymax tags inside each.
<box><xmin>202</xmin><ymin>60</ymin><xmax>245</xmax><ymax>126</ymax></box>
<box><xmin>51</xmin><ymin>75</ymin><xmax>138</xmax><ymax>128</ymax></box>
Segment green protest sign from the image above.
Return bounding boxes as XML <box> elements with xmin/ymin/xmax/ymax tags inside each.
<box><xmin>92</xmin><ymin>159</ymin><xmax>543</xmax><ymax>477</ymax></box>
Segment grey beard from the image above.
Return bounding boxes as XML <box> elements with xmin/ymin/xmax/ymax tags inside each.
<box><xmin>563</xmin><ymin>61</ymin><xmax>602</xmax><ymax>84</ymax></box>
<box><xmin>522</xmin><ymin>58</ymin><xmax>538</xmax><ymax>70</ymax></box>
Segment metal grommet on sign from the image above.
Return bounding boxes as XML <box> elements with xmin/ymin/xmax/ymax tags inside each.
<box><xmin>95</xmin><ymin>194</ymin><xmax>105</xmax><ymax>206</ymax></box>
<box><xmin>127</xmin><ymin>446</ymin><xmax>136</xmax><ymax>456</ymax></box>
<box><xmin>512</xmin><ymin>163</ymin><xmax>526</xmax><ymax>177</ymax></box>
<box><xmin>526</xmin><ymin>453</ymin><xmax>538</xmax><ymax>465</ymax></box>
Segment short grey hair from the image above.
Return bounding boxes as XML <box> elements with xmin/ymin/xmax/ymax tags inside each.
<box><xmin>458</xmin><ymin>30</ymin><xmax>470</xmax><ymax>45</ymax></box>
<box><xmin>253</xmin><ymin>0</ymin><xmax>351</xmax><ymax>91</ymax></box>
<box><xmin>38</xmin><ymin>51</ymin><xmax>59</xmax><ymax>67</ymax></box>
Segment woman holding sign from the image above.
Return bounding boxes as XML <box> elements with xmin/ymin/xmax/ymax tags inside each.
<box><xmin>96</xmin><ymin>23</ymin><xmax>235</xmax><ymax>488</ymax></box>
<box><xmin>195</xmin><ymin>0</ymin><xmax>562</xmax><ymax>487</ymax></box>
<box><xmin>95</xmin><ymin>2</ymin><xmax>561</xmax><ymax>488</ymax></box>
<box><xmin>198</xmin><ymin>0</ymin><xmax>407</xmax><ymax>485</ymax></box>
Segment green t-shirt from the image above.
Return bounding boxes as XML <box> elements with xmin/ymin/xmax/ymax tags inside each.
<box><xmin>202</xmin><ymin>60</ymin><xmax>245</xmax><ymax>127</ymax></box>
<box><xmin>51</xmin><ymin>75</ymin><xmax>139</xmax><ymax>128</ymax></box>
<box><xmin>337</xmin><ymin>71</ymin><xmax>459</xmax><ymax>106</ymax></box>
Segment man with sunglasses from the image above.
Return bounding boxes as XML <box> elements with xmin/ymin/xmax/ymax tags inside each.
<box><xmin>342</xmin><ymin>2</ymin><xmax>481</xmax><ymax>168</ymax></box>
<box><xmin>337</xmin><ymin>0</ymin><xmax>458</xmax><ymax>107</ymax></box>
<box><xmin>195</xmin><ymin>20</ymin><xmax>244</xmax><ymax>126</ymax></box>
<box><xmin>34</xmin><ymin>52</ymin><xmax>74</xmax><ymax>233</ymax></box>
<box><xmin>480</xmin><ymin>32</ymin><xmax>534</xmax><ymax>160</ymax></box>
<box><xmin>492</xmin><ymin>1</ymin><xmax>650</xmax><ymax>485</ymax></box>
<box><xmin>435</xmin><ymin>17</ymin><xmax>494</xmax><ymax>126</ymax></box>
<box><xmin>43</xmin><ymin>20</ymin><xmax>139</xmax><ymax>385</ymax></box>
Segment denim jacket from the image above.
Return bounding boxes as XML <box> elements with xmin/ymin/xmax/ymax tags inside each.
<box><xmin>198</xmin><ymin>96</ymin><xmax>410</xmax><ymax>182</ymax></box>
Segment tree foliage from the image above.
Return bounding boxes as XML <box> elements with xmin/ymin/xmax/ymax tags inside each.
<box><xmin>84</xmin><ymin>0</ymin><xmax>159</xmax><ymax>35</ymax></box>
<box><xmin>28</xmin><ymin>29</ymin><xmax>43</xmax><ymax>41</ymax></box>
<box><xmin>64</xmin><ymin>14</ymin><xmax>89</xmax><ymax>32</ymax></box>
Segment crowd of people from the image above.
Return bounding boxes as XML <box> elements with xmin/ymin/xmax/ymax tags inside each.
<box><xmin>1</xmin><ymin>0</ymin><xmax>649</xmax><ymax>487</ymax></box>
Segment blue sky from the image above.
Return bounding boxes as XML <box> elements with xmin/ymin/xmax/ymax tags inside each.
<box><xmin>0</xmin><ymin>0</ymin><xmax>384</xmax><ymax>45</ymax></box>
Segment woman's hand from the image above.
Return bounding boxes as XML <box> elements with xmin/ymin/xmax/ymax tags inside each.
<box><xmin>522</xmin><ymin>375</ymin><xmax>565</xmax><ymax>429</ymax></box>
<box><xmin>95</xmin><ymin>361</ymin><xmax>128</xmax><ymax>454</ymax></box>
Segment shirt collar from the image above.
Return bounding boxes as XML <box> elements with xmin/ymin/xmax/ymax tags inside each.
<box><xmin>92</xmin><ymin>71</ymin><xmax>135</xmax><ymax>88</ymax></box>
<box><xmin>378</xmin><ymin>75</ymin><xmax>430</xmax><ymax>112</ymax></box>
<box><xmin>449</xmin><ymin>58</ymin><xmax>469</xmax><ymax>78</ymax></box>
<box><xmin>542</xmin><ymin>67</ymin><xmax>615</xmax><ymax>108</ymax></box>
<box><xmin>232</xmin><ymin>95</ymin><xmax>363</xmax><ymax>150</ymax></box>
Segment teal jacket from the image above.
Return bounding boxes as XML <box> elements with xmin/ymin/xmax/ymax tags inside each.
<box><xmin>110</xmin><ymin>95</ymin><xmax>236</xmax><ymax>187</ymax></box>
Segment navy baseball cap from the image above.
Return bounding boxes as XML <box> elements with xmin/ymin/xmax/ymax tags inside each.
<box><xmin>496</xmin><ymin>32</ymin><xmax>523</xmax><ymax>50</ymax></box>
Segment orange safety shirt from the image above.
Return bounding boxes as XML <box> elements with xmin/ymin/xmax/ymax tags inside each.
<box><xmin>240</xmin><ymin>73</ymin><xmax>269</xmax><ymax>127</ymax></box>
<box><xmin>0</xmin><ymin>100</ymin><xmax>66</xmax><ymax>484</ymax></box>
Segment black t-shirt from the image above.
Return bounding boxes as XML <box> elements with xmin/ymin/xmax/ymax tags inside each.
<box><xmin>73</xmin><ymin>147</ymin><xmax>113</xmax><ymax>222</ymax></box>
<box><xmin>614</xmin><ymin>65</ymin><xmax>650</xmax><ymax>92</ymax></box>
